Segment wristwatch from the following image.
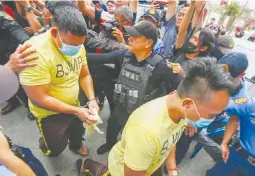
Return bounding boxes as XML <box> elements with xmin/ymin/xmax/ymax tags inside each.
<box><xmin>24</xmin><ymin>6</ymin><xmax>33</xmax><ymax>12</ymax></box>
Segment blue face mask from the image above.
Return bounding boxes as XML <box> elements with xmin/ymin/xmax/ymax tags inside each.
<box><xmin>185</xmin><ymin>118</ymin><xmax>214</xmax><ymax>128</ymax></box>
<box><xmin>57</xmin><ymin>31</ymin><xmax>82</xmax><ymax>56</ymax></box>
<box><xmin>184</xmin><ymin>100</ymin><xmax>214</xmax><ymax>128</ymax></box>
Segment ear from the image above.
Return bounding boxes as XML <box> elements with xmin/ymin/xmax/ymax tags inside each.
<box><xmin>200</xmin><ymin>46</ymin><xmax>208</xmax><ymax>52</ymax></box>
<box><xmin>182</xmin><ymin>98</ymin><xmax>193</xmax><ymax>110</ymax></box>
<box><xmin>145</xmin><ymin>39</ymin><xmax>154</xmax><ymax>49</ymax></box>
<box><xmin>240</xmin><ymin>72</ymin><xmax>246</xmax><ymax>78</ymax></box>
<box><xmin>51</xmin><ymin>27</ymin><xmax>58</xmax><ymax>38</ymax></box>
<box><xmin>126</xmin><ymin>20</ymin><xmax>132</xmax><ymax>26</ymax></box>
<box><xmin>156</xmin><ymin>23</ymin><xmax>160</xmax><ymax>29</ymax></box>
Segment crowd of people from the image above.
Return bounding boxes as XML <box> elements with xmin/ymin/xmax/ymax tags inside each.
<box><xmin>0</xmin><ymin>0</ymin><xmax>254</xmax><ymax>176</ymax></box>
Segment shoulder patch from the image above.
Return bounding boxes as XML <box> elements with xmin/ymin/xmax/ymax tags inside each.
<box><xmin>149</xmin><ymin>8</ymin><xmax>156</xmax><ymax>15</ymax></box>
<box><xmin>234</xmin><ymin>97</ymin><xmax>248</xmax><ymax>104</ymax></box>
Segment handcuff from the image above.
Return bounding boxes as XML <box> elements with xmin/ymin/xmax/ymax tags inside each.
<box><xmin>168</xmin><ymin>168</ymin><xmax>178</xmax><ymax>176</ymax></box>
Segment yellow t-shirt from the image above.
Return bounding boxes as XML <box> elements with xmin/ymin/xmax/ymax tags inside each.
<box><xmin>108</xmin><ymin>96</ymin><xmax>187</xmax><ymax>176</ymax></box>
<box><xmin>19</xmin><ymin>31</ymin><xmax>87</xmax><ymax>118</ymax></box>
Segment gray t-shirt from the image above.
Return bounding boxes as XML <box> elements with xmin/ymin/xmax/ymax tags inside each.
<box><xmin>162</xmin><ymin>16</ymin><xmax>177</xmax><ymax>58</ymax></box>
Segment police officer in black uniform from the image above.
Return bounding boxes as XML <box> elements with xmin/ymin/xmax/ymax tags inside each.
<box><xmin>86</xmin><ymin>21</ymin><xmax>182</xmax><ymax>155</ymax></box>
<box><xmin>0</xmin><ymin>4</ymin><xmax>30</xmax><ymax>116</ymax></box>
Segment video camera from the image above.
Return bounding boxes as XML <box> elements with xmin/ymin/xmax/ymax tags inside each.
<box><xmin>101</xmin><ymin>19</ymin><xmax>120</xmax><ymax>39</ymax></box>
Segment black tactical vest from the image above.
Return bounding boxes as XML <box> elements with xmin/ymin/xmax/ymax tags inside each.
<box><xmin>113</xmin><ymin>51</ymin><xmax>163</xmax><ymax>113</ymax></box>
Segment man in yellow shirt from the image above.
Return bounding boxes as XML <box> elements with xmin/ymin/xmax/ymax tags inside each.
<box><xmin>19</xmin><ymin>5</ymin><xmax>99</xmax><ymax>157</ymax></box>
<box><xmin>76</xmin><ymin>59</ymin><xmax>238</xmax><ymax>176</ymax></box>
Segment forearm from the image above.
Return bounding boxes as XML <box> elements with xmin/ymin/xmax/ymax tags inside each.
<box><xmin>26</xmin><ymin>91</ymin><xmax>79</xmax><ymax>115</ymax></box>
<box><xmin>80</xmin><ymin>75</ymin><xmax>96</xmax><ymax>101</ymax></box>
<box><xmin>176</xmin><ymin>1</ymin><xmax>195</xmax><ymax>49</ymax></box>
<box><xmin>25</xmin><ymin>11</ymin><xmax>43</xmax><ymax>32</ymax></box>
<box><xmin>0</xmin><ymin>152</ymin><xmax>35</xmax><ymax>176</ymax></box>
<box><xmin>222</xmin><ymin>116</ymin><xmax>239</xmax><ymax>145</ymax></box>
<box><xmin>166</xmin><ymin>145</ymin><xmax>177</xmax><ymax>171</ymax></box>
<box><xmin>78</xmin><ymin>0</ymin><xmax>95</xmax><ymax>20</ymax></box>
<box><xmin>86</xmin><ymin>51</ymin><xmax>121</xmax><ymax>64</ymax></box>
<box><xmin>129</xmin><ymin>0</ymin><xmax>138</xmax><ymax>13</ymax></box>
<box><xmin>166</xmin><ymin>0</ymin><xmax>177</xmax><ymax>21</ymax></box>
<box><xmin>192</xmin><ymin>2</ymin><xmax>206</xmax><ymax>30</ymax></box>
<box><xmin>32</xmin><ymin>8</ymin><xmax>42</xmax><ymax>16</ymax></box>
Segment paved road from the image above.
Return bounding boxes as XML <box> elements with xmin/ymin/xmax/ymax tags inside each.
<box><xmin>233</xmin><ymin>38</ymin><xmax>255</xmax><ymax>79</ymax></box>
<box><xmin>1</xmin><ymin>38</ymin><xmax>254</xmax><ymax>176</ymax></box>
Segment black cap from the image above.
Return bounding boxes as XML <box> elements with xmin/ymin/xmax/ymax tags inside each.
<box><xmin>218</xmin><ymin>52</ymin><xmax>248</xmax><ymax>78</ymax></box>
<box><xmin>143</xmin><ymin>8</ymin><xmax>161</xmax><ymax>23</ymax></box>
<box><xmin>45</xmin><ymin>0</ymin><xmax>77</xmax><ymax>14</ymax></box>
<box><xmin>123</xmin><ymin>21</ymin><xmax>158</xmax><ymax>45</ymax></box>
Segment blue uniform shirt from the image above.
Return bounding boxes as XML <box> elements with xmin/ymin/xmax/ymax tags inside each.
<box><xmin>231</xmin><ymin>79</ymin><xmax>247</xmax><ymax>99</ymax></box>
<box><xmin>226</xmin><ymin>97</ymin><xmax>255</xmax><ymax>157</ymax></box>
<box><xmin>154</xmin><ymin>38</ymin><xmax>164</xmax><ymax>55</ymax></box>
<box><xmin>162</xmin><ymin>16</ymin><xmax>177</xmax><ymax>58</ymax></box>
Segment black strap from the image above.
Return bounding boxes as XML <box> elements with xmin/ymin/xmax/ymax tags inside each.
<box><xmin>122</xmin><ymin>50</ymin><xmax>133</xmax><ymax>67</ymax></box>
<box><xmin>235</xmin><ymin>142</ymin><xmax>255</xmax><ymax>165</ymax></box>
<box><xmin>146</xmin><ymin>53</ymin><xmax>163</xmax><ymax>67</ymax></box>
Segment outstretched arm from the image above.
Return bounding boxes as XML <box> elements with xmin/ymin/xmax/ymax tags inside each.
<box><xmin>175</xmin><ymin>1</ymin><xmax>196</xmax><ymax>49</ymax></box>
<box><xmin>166</xmin><ymin>0</ymin><xmax>177</xmax><ymax>21</ymax></box>
<box><xmin>78</xmin><ymin>0</ymin><xmax>96</xmax><ymax>21</ymax></box>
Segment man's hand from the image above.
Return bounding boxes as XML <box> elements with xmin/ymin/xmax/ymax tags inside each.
<box><xmin>151</xmin><ymin>1</ymin><xmax>160</xmax><ymax>9</ymax></box>
<box><xmin>184</xmin><ymin>124</ymin><xmax>197</xmax><ymax>137</ymax></box>
<box><xmin>24</xmin><ymin>27</ymin><xmax>34</xmax><ymax>35</ymax></box>
<box><xmin>167</xmin><ymin>61</ymin><xmax>185</xmax><ymax>77</ymax></box>
<box><xmin>88</xmin><ymin>99</ymin><xmax>100</xmax><ymax>112</ymax></box>
<box><xmin>7</xmin><ymin>44</ymin><xmax>38</xmax><ymax>73</ymax></box>
<box><xmin>221</xmin><ymin>143</ymin><xmax>230</xmax><ymax>163</ymax></box>
<box><xmin>77</xmin><ymin>108</ymin><xmax>98</xmax><ymax>124</ymax></box>
<box><xmin>112</xmin><ymin>28</ymin><xmax>125</xmax><ymax>44</ymax></box>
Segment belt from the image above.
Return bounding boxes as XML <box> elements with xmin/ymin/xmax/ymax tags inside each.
<box><xmin>235</xmin><ymin>142</ymin><xmax>255</xmax><ymax>166</ymax></box>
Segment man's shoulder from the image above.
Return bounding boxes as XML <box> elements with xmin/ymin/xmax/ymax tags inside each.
<box><xmin>227</xmin><ymin>97</ymin><xmax>255</xmax><ymax>116</ymax></box>
<box><xmin>26</xmin><ymin>32</ymin><xmax>49</xmax><ymax>49</ymax></box>
<box><xmin>129</xmin><ymin>97</ymin><xmax>167</xmax><ymax>128</ymax></box>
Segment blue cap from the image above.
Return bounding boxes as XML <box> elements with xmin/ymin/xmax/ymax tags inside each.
<box><xmin>143</xmin><ymin>8</ymin><xmax>161</xmax><ymax>23</ymax></box>
<box><xmin>218</xmin><ymin>52</ymin><xmax>248</xmax><ymax>78</ymax></box>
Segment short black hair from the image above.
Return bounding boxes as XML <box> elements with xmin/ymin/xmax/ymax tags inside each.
<box><xmin>185</xmin><ymin>56</ymin><xmax>217</xmax><ymax>71</ymax></box>
<box><xmin>45</xmin><ymin>0</ymin><xmax>77</xmax><ymax>15</ymax></box>
<box><xmin>177</xmin><ymin>58</ymin><xmax>237</xmax><ymax>102</ymax></box>
<box><xmin>199</xmin><ymin>28</ymin><xmax>215</xmax><ymax>56</ymax></box>
<box><xmin>53</xmin><ymin>5</ymin><xmax>87</xmax><ymax>36</ymax></box>
<box><xmin>211</xmin><ymin>18</ymin><xmax>216</xmax><ymax>21</ymax></box>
